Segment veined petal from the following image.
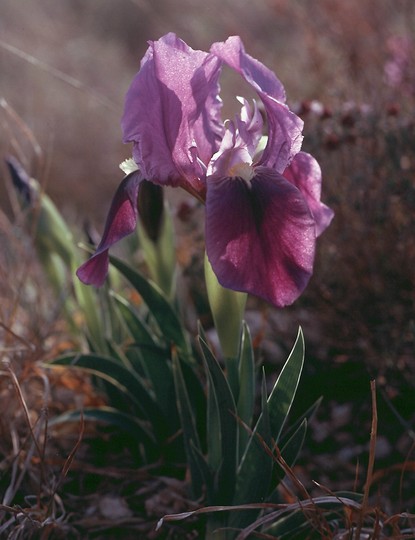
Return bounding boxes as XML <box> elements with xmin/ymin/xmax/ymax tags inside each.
<box><xmin>76</xmin><ymin>171</ymin><xmax>142</xmax><ymax>286</ymax></box>
<box><xmin>283</xmin><ymin>152</ymin><xmax>334</xmax><ymax>236</ymax></box>
<box><xmin>122</xmin><ymin>33</ymin><xmax>222</xmax><ymax>194</ymax></box>
<box><xmin>205</xmin><ymin>167</ymin><xmax>316</xmax><ymax>307</ymax></box>
<box><xmin>210</xmin><ymin>36</ymin><xmax>303</xmax><ymax>173</ymax></box>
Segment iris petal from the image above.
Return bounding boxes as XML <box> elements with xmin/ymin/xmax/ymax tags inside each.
<box><xmin>76</xmin><ymin>171</ymin><xmax>142</xmax><ymax>286</ymax></box>
<box><xmin>206</xmin><ymin>167</ymin><xmax>316</xmax><ymax>307</ymax></box>
<box><xmin>208</xmin><ymin>121</ymin><xmax>252</xmax><ymax>178</ymax></box>
<box><xmin>236</xmin><ymin>97</ymin><xmax>263</xmax><ymax>155</ymax></box>
<box><xmin>283</xmin><ymin>152</ymin><xmax>334</xmax><ymax>236</ymax></box>
<box><xmin>210</xmin><ymin>36</ymin><xmax>303</xmax><ymax>172</ymax></box>
<box><xmin>122</xmin><ymin>33</ymin><xmax>222</xmax><ymax>194</ymax></box>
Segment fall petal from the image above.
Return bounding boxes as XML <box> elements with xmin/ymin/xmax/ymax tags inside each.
<box><xmin>76</xmin><ymin>171</ymin><xmax>142</xmax><ymax>286</ymax></box>
<box><xmin>283</xmin><ymin>152</ymin><xmax>334</xmax><ymax>236</ymax></box>
<box><xmin>205</xmin><ymin>167</ymin><xmax>316</xmax><ymax>307</ymax></box>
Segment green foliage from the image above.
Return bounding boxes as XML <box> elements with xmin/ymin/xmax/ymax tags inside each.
<box><xmin>13</xmin><ymin>167</ymin><xmax>315</xmax><ymax>538</ymax></box>
<box><xmin>46</xmin><ymin>254</ymin><xmax>312</xmax><ymax>538</ymax></box>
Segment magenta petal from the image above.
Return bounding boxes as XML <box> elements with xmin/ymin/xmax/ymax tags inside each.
<box><xmin>211</xmin><ymin>36</ymin><xmax>286</xmax><ymax>101</ymax></box>
<box><xmin>283</xmin><ymin>152</ymin><xmax>334</xmax><ymax>236</ymax></box>
<box><xmin>210</xmin><ymin>36</ymin><xmax>303</xmax><ymax>172</ymax></box>
<box><xmin>208</xmin><ymin>121</ymin><xmax>252</xmax><ymax>178</ymax></box>
<box><xmin>76</xmin><ymin>250</ymin><xmax>110</xmax><ymax>287</ymax></box>
<box><xmin>206</xmin><ymin>167</ymin><xmax>316</xmax><ymax>307</ymax></box>
<box><xmin>122</xmin><ymin>33</ymin><xmax>222</xmax><ymax>193</ymax></box>
<box><xmin>76</xmin><ymin>171</ymin><xmax>142</xmax><ymax>286</ymax></box>
<box><xmin>236</xmin><ymin>97</ymin><xmax>263</xmax><ymax>155</ymax></box>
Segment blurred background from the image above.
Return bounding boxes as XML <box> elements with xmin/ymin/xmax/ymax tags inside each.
<box><xmin>1</xmin><ymin>0</ymin><xmax>413</xmax><ymax>219</ymax></box>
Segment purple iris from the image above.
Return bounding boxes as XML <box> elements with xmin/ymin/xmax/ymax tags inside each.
<box><xmin>77</xmin><ymin>33</ymin><xmax>333</xmax><ymax>307</ymax></box>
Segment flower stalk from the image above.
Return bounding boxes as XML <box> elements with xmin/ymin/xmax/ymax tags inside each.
<box><xmin>204</xmin><ymin>253</ymin><xmax>246</xmax><ymax>395</ymax></box>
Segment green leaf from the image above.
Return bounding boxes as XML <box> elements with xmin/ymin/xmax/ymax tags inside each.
<box><xmin>112</xmin><ymin>292</ymin><xmax>160</xmax><ymax>350</ymax></box>
<box><xmin>109</xmin><ymin>256</ymin><xmax>190</xmax><ymax>356</ymax></box>
<box><xmin>206</xmin><ymin>363</ymin><xmax>221</xmax><ymax>471</ymax></box>
<box><xmin>113</xmin><ymin>294</ymin><xmax>178</xmax><ymax>426</ymax></box>
<box><xmin>131</xmin><ymin>343</ymin><xmax>179</xmax><ymax>430</ymax></box>
<box><xmin>278</xmin><ymin>396</ymin><xmax>322</xmax><ymax>452</ymax></box>
<box><xmin>271</xmin><ymin>418</ymin><xmax>307</xmax><ymax>491</ymax></box>
<box><xmin>267</xmin><ymin>327</ymin><xmax>305</xmax><ymax>444</ymax></box>
<box><xmin>72</xmin><ymin>263</ymin><xmax>107</xmax><ymax>353</ymax></box>
<box><xmin>172</xmin><ymin>350</ymin><xmax>204</xmax><ymax>498</ymax></box>
<box><xmin>230</xmin><ymin>371</ymin><xmax>273</xmax><ymax>529</ymax></box>
<box><xmin>189</xmin><ymin>442</ymin><xmax>216</xmax><ymax>504</ymax></box>
<box><xmin>45</xmin><ymin>354</ymin><xmax>164</xmax><ymax>428</ymax></box>
<box><xmin>232</xmin><ymin>328</ymin><xmax>305</xmax><ymax>519</ymax></box>
<box><xmin>49</xmin><ymin>406</ymin><xmax>155</xmax><ymax>447</ymax></box>
<box><xmin>236</xmin><ymin>322</ymin><xmax>255</xmax><ymax>456</ymax></box>
<box><xmin>138</xmin><ymin>199</ymin><xmax>177</xmax><ymax>301</ymax></box>
<box><xmin>199</xmin><ymin>336</ymin><xmax>238</xmax><ymax>505</ymax></box>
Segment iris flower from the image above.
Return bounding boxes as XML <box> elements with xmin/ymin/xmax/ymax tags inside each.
<box><xmin>77</xmin><ymin>33</ymin><xmax>333</xmax><ymax>307</ymax></box>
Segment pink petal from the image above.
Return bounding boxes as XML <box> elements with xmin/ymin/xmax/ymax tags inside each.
<box><xmin>210</xmin><ymin>36</ymin><xmax>303</xmax><ymax>172</ymax></box>
<box><xmin>122</xmin><ymin>33</ymin><xmax>222</xmax><ymax>194</ymax></box>
<box><xmin>236</xmin><ymin>97</ymin><xmax>263</xmax><ymax>155</ymax></box>
<box><xmin>283</xmin><ymin>152</ymin><xmax>334</xmax><ymax>236</ymax></box>
<box><xmin>205</xmin><ymin>167</ymin><xmax>316</xmax><ymax>307</ymax></box>
<box><xmin>76</xmin><ymin>172</ymin><xmax>141</xmax><ymax>286</ymax></box>
<box><xmin>207</xmin><ymin>121</ymin><xmax>252</xmax><ymax>178</ymax></box>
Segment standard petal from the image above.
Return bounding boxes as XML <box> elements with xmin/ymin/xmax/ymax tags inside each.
<box><xmin>207</xmin><ymin>121</ymin><xmax>252</xmax><ymax>178</ymax></box>
<box><xmin>283</xmin><ymin>152</ymin><xmax>334</xmax><ymax>236</ymax></box>
<box><xmin>205</xmin><ymin>167</ymin><xmax>316</xmax><ymax>307</ymax></box>
<box><xmin>76</xmin><ymin>171</ymin><xmax>142</xmax><ymax>286</ymax></box>
<box><xmin>211</xmin><ymin>36</ymin><xmax>286</xmax><ymax>101</ymax></box>
<box><xmin>236</xmin><ymin>97</ymin><xmax>263</xmax><ymax>155</ymax></box>
<box><xmin>122</xmin><ymin>33</ymin><xmax>222</xmax><ymax>194</ymax></box>
<box><xmin>210</xmin><ymin>36</ymin><xmax>303</xmax><ymax>172</ymax></box>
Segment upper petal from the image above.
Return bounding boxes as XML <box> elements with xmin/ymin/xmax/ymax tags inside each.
<box><xmin>76</xmin><ymin>171</ymin><xmax>142</xmax><ymax>286</ymax></box>
<box><xmin>207</xmin><ymin>121</ymin><xmax>253</xmax><ymax>178</ymax></box>
<box><xmin>236</xmin><ymin>97</ymin><xmax>263</xmax><ymax>155</ymax></box>
<box><xmin>122</xmin><ymin>33</ymin><xmax>223</xmax><ymax>193</ymax></box>
<box><xmin>283</xmin><ymin>152</ymin><xmax>334</xmax><ymax>236</ymax></box>
<box><xmin>205</xmin><ymin>167</ymin><xmax>316</xmax><ymax>307</ymax></box>
<box><xmin>210</xmin><ymin>36</ymin><xmax>303</xmax><ymax>172</ymax></box>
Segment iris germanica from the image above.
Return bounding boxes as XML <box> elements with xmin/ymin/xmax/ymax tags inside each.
<box><xmin>77</xmin><ymin>33</ymin><xmax>333</xmax><ymax>307</ymax></box>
